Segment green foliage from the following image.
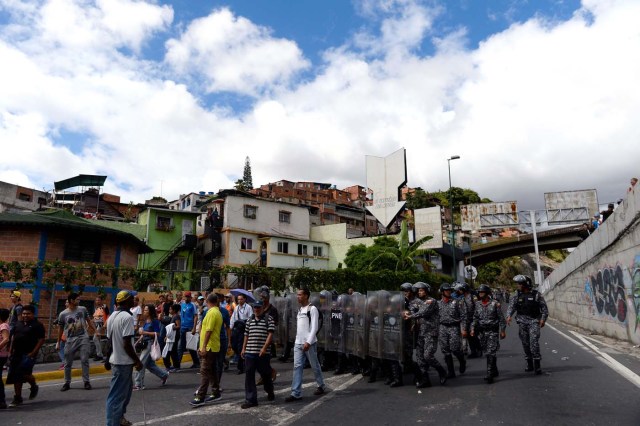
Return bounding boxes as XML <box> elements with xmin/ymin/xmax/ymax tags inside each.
<box><xmin>429</xmin><ymin>187</ymin><xmax>490</xmax><ymax>208</ymax></box>
<box><xmin>476</xmin><ymin>257</ymin><xmax>526</xmax><ymax>289</ymax></box>
<box><xmin>343</xmin><ymin>237</ymin><xmax>397</xmax><ymax>271</ymax></box>
<box><xmin>234</xmin><ymin>178</ymin><xmax>249</xmax><ymax>191</ymax></box>
<box><xmin>405</xmin><ymin>188</ymin><xmax>438</xmax><ymax>210</ymax></box>
<box><xmin>243</xmin><ymin>156</ymin><xmax>253</xmax><ymax>190</ymax></box>
<box><xmin>545</xmin><ymin>249</ymin><xmax>569</xmax><ymax>263</ymax></box>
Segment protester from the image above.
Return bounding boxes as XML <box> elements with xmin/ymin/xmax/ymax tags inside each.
<box><xmin>134</xmin><ymin>304</ymin><xmax>169</xmax><ymax>390</ymax></box>
<box><xmin>163</xmin><ymin>304</ymin><xmax>181</xmax><ymax>372</ymax></box>
<box><xmin>0</xmin><ymin>308</ymin><xmax>10</xmax><ymax>409</ymax></box>
<box><xmin>106</xmin><ymin>291</ymin><xmax>143</xmax><ymax>426</ymax></box>
<box><xmin>230</xmin><ymin>295</ymin><xmax>253</xmax><ymax>374</ymax></box>
<box><xmin>190</xmin><ymin>294</ymin><xmax>223</xmax><ymax>407</ymax></box>
<box><xmin>131</xmin><ymin>295</ymin><xmax>142</xmax><ymax>330</ymax></box>
<box><xmin>179</xmin><ymin>291</ymin><xmax>200</xmax><ymax>369</ymax></box>
<box><xmin>6</xmin><ymin>305</ymin><xmax>45</xmax><ymax>408</ymax></box>
<box><xmin>57</xmin><ymin>293</ymin><xmax>95</xmax><ymax>391</ymax></box>
<box><xmin>285</xmin><ymin>287</ymin><xmax>326</xmax><ymax>402</ymax></box>
<box><xmin>92</xmin><ymin>295</ymin><xmax>109</xmax><ymax>362</ymax></box>
<box><xmin>601</xmin><ymin>203</ymin><xmax>615</xmax><ymax>222</ymax></box>
<box><xmin>8</xmin><ymin>290</ymin><xmax>23</xmax><ymax>334</ymax></box>
<box><xmin>216</xmin><ymin>294</ymin><xmax>232</xmax><ymax>386</ymax></box>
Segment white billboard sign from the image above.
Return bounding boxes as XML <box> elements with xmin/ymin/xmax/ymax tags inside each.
<box><xmin>366</xmin><ymin>148</ymin><xmax>407</xmax><ymax>228</ymax></box>
<box><xmin>414</xmin><ymin>206</ymin><xmax>443</xmax><ymax>249</ymax></box>
<box><xmin>460</xmin><ymin>202</ymin><xmax>518</xmax><ymax>231</ymax></box>
<box><xmin>544</xmin><ymin>189</ymin><xmax>599</xmax><ymax>219</ymax></box>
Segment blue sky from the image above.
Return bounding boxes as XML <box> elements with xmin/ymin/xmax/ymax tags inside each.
<box><xmin>1</xmin><ymin>0</ymin><xmax>638</xmax><ymax>209</ymax></box>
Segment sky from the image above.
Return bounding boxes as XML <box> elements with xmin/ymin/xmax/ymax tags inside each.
<box><xmin>1</xmin><ymin>0</ymin><xmax>639</xmax><ymax>210</ymax></box>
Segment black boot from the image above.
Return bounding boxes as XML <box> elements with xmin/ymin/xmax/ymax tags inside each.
<box><xmin>389</xmin><ymin>362</ymin><xmax>403</xmax><ymax>387</ymax></box>
<box><xmin>491</xmin><ymin>356</ymin><xmax>499</xmax><ymax>378</ymax></box>
<box><xmin>368</xmin><ymin>361</ymin><xmax>378</xmax><ymax>383</ymax></box>
<box><xmin>445</xmin><ymin>355</ymin><xmax>456</xmax><ymax>379</ymax></box>
<box><xmin>484</xmin><ymin>356</ymin><xmax>494</xmax><ymax>384</ymax></box>
<box><xmin>455</xmin><ymin>352</ymin><xmax>466</xmax><ymax>374</ymax></box>
<box><xmin>416</xmin><ymin>371</ymin><xmax>431</xmax><ymax>388</ymax></box>
<box><xmin>383</xmin><ymin>362</ymin><xmax>393</xmax><ymax>385</ymax></box>
<box><xmin>435</xmin><ymin>365</ymin><xmax>448</xmax><ymax>385</ymax></box>
<box><xmin>525</xmin><ymin>358</ymin><xmax>534</xmax><ymax>372</ymax></box>
<box><xmin>534</xmin><ymin>359</ymin><xmax>542</xmax><ymax>375</ymax></box>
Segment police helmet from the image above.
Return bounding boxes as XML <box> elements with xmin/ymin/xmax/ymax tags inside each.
<box><xmin>477</xmin><ymin>284</ymin><xmax>491</xmax><ymax>294</ymax></box>
<box><xmin>413</xmin><ymin>282</ymin><xmax>431</xmax><ymax>293</ymax></box>
<box><xmin>400</xmin><ymin>282</ymin><xmax>414</xmax><ymax>292</ymax></box>
<box><xmin>439</xmin><ymin>283</ymin><xmax>452</xmax><ymax>292</ymax></box>
<box><xmin>390</xmin><ymin>294</ymin><xmax>404</xmax><ymax>305</ymax></box>
<box><xmin>453</xmin><ymin>282</ymin><xmax>465</xmax><ymax>292</ymax></box>
<box><xmin>513</xmin><ymin>274</ymin><xmax>533</xmax><ymax>288</ymax></box>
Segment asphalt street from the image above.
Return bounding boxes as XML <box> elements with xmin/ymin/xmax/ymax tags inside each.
<box><xmin>2</xmin><ymin>318</ymin><xmax>639</xmax><ymax>426</ymax></box>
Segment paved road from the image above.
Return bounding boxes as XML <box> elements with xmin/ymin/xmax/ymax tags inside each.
<box><xmin>3</xmin><ymin>319</ymin><xmax>639</xmax><ymax>425</ymax></box>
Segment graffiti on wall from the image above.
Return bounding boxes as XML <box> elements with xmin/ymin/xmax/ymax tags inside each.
<box><xmin>633</xmin><ymin>256</ymin><xmax>640</xmax><ymax>331</ymax></box>
<box><xmin>584</xmin><ymin>261</ymin><xmax>637</xmax><ymax>325</ymax></box>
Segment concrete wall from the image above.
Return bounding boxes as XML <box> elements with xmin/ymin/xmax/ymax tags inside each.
<box><xmin>541</xmin><ymin>186</ymin><xmax>640</xmax><ymax>344</ymax></box>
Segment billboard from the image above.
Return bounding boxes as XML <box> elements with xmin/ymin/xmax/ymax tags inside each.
<box><xmin>414</xmin><ymin>206</ymin><xmax>443</xmax><ymax>249</ymax></box>
<box><xmin>460</xmin><ymin>202</ymin><xmax>518</xmax><ymax>231</ymax></box>
<box><xmin>365</xmin><ymin>148</ymin><xmax>407</xmax><ymax>228</ymax></box>
<box><xmin>544</xmin><ymin>189</ymin><xmax>599</xmax><ymax>219</ymax></box>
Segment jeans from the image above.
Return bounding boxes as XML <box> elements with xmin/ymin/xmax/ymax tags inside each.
<box><xmin>106</xmin><ymin>364</ymin><xmax>134</xmax><ymax>426</ymax></box>
<box><xmin>58</xmin><ymin>341</ymin><xmax>65</xmax><ymax>363</ymax></box>
<box><xmin>178</xmin><ymin>329</ymin><xmax>199</xmax><ymax>367</ymax></box>
<box><xmin>135</xmin><ymin>345</ymin><xmax>168</xmax><ymax>387</ymax></box>
<box><xmin>65</xmin><ymin>336</ymin><xmax>90</xmax><ymax>383</ymax></box>
<box><xmin>245</xmin><ymin>354</ymin><xmax>274</xmax><ymax>404</ymax></box>
<box><xmin>93</xmin><ymin>325</ymin><xmax>104</xmax><ymax>358</ymax></box>
<box><xmin>291</xmin><ymin>343</ymin><xmax>324</xmax><ymax>398</ymax></box>
<box><xmin>216</xmin><ymin>338</ymin><xmax>228</xmax><ymax>384</ymax></box>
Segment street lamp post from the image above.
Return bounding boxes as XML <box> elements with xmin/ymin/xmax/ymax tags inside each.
<box><xmin>448</xmin><ymin>155</ymin><xmax>461</xmax><ymax>280</ymax></box>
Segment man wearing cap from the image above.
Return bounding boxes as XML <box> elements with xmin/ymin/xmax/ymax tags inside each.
<box><xmin>258</xmin><ymin>287</ymin><xmax>278</xmax><ymax>384</ymax></box>
<box><xmin>179</xmin><ymin>291</ymin><xmax>200</xmax><ymax>369</ymax></box>
<box><xmin>8</xmin><ymin>290</ymin><xmax>23</xmax><ymax>335</ymax></box>
<box><xmin>57</xmin><ymin>293</ymin><xmax>95</xmax><ymax>391</ymax></box>
<box><xmin>240</xmin><ymin>300</ymin><xmax>275</xmax><ymax>408</ymax></box>
<box><xmin>601</xmin><ymin>203</ymin><xmax>615</xmax><ymax>222</ymax></box>
<box><xmin>106</xmin><ymin>291</ymin><xmax>143</xmax><ymax>426</ymax></box>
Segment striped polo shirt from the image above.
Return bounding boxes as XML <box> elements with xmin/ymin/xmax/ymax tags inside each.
<box><xmin>244</xmin><ymin>314</ymin><xmax>275</xmax><ymax>355</ymax></box>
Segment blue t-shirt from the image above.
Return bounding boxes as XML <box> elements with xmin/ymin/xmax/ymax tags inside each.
<box><xmin>142</xmin><ymin>319</ymin><xmax>161</xmax><ymax>341</ymax></box>
<box><xmin>219</xmin><ymin>306</ymin><xmax>230</xmax><ymax>342</ymax></box>
<box><xmin>181</xmin><ymin>302</ymin><xmax>197</xmax><ymax>330</ymax></box>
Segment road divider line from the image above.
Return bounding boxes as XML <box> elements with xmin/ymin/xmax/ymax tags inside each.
<box><xmin>546</xmin><ymin>323</ymin><xmax>586</xmax><ymax>349</ymax></box>
<box><xmin>568</xmin><ymin>330</ymin><xmax>640</xmax><ymax>390</ymax></box>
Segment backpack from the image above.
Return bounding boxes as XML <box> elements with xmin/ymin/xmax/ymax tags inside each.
<box><xmin>301</xmin><ymin>304</ymin><xmax>324</xmax><ymax>333</ymax></box>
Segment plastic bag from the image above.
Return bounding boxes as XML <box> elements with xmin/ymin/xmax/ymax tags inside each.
<box><xmin>186</xmin><ymin>332</ymin><xmax>199</xmax><ymax>351</ymax></box>
<box><xmin>150</xmin><ymin>333</ymin><xmax>162</xmax><ymax>361</ymax></box>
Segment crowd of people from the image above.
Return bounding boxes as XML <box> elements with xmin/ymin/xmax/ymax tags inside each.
<box><xmin>0</xmin><ymin>275</ymin><xmax>549</xmax><ymax>426</ymax></box>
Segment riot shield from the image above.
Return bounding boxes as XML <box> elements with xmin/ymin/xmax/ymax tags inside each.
<box><xmin>366</xmin><ymin>291</ymin><xmax>382</xmax><ymax>359</ymax></box>
<box><xmin>287</xmin><ymin>292</ymin><xmax>298</xmax><ymax>343</ymax></box>
<box><xmin>273</xmin><ymin>296</ymin><xmax>288</xmax><ymax>350</ymax></box>
<box><xmin>381</xmin><ymin>291</ymin><xmax>404</xmax><ymax>362</ymax></box>
<box><xmin>352</xmin><ymin>292</ymin><xmax>367</xmax><ymax>358</ymax></box>
<box><xmin>317</xmin><ymin>290</ymin><xmax>332</xmax><ymax>350</ymax></box>
<box><xmin>344</xmin><ymin>293</ymin><xmax>356</xmax><ymax>356</ymax></box>
<box><xmin>330</xmin><ymin>294</ymin><xmax>348</xmax><ymax>354</ymax></box>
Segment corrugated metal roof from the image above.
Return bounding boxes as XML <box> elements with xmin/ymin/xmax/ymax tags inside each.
<box><xmin>54</xmin><ymin>174</ymin><xmax>107</xmax><ymax>191</ymax></box>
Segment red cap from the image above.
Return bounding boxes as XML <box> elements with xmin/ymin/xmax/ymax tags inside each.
<box><xmin>184</xmin><ymin>291</ymin><xmax>192</xmax><ymax>297</ymax></box>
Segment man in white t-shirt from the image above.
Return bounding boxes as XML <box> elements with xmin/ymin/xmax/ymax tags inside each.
<box><xmin>285</xmin><ymin>288</ymin><xmax>326</xmax><ymax>402</ymax></box>
<box><xmin>106</xmin><ymin>291</ymin><xmax>142</xmax><ymax>426</ymax></box>
<box><xmin>130</xmin><ymin>295</ymin><xmax>141</xmax><ymax>329</ymax></box>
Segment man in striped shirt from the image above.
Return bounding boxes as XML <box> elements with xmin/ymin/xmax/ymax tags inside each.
<box><xmin>240</xmin><ymin>301</ymin><xmax>275</xmax><ymax>409</ymax></box>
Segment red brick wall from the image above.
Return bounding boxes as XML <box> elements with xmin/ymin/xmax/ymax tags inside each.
<box><xmin>0</xmin><ymin>227</ymin><xmax>41</xmax><ymax>261</ymax></box>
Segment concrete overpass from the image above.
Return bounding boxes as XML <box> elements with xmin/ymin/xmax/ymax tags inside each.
<box><xmin>466</xmin><ymin>225</ymin><xmax>585</xmax><ymax>265</ymax></box>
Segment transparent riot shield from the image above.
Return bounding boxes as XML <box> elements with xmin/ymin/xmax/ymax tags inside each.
<box><xmin>331</xmin><ymin>294</ymin><xmax>348</xmax><ymax>354</ymax></box>
<box><xmin>287</xmin><ymin>292</ymin><xmax>298</xmax><ymax>343</ymax></box>
<box><xmin>344</xmin><ymin>293</ymin><xmax>356</xmax><ymax>356</ymax></box>
<box><xmin>317</xmin><ymin>290</ymin><xmax>332</xmax><ymax>350</ymax></box>
<box><xmin>352</xmin><ymin>292</ymin><xmax>367</xmax><ymax>359</ymax></box>
<box><xmin>381</xmin><ymin>291</ymin><xmax>404</xmax><ymax>362</ymax></box>
<box><xmin>274</xmin><ymin>296</ymin><xmax>288</xmax><ymax>350</ymax></box>
<box><xmin>366</xmin><ymin>291</ymin><xmax>382</xmax><ymax>359</ymax></box>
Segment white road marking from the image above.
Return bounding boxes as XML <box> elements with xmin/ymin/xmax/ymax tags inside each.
<box><xmin>134</xmin><ymin>374</ymin><xmax>361</xmax><ymax>425</ymax></box>
<box><xmin>546</xmin><ymin>322</ymin><xmax>640</xmax><ymax>390</ymax></box>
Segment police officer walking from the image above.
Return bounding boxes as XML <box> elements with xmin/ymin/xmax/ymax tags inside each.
<box><xmin>437</xmin><ymin>283</ymin><xmax>466</xmax><ymax>378</ymax></box>
<box><xmin>470</xmin><ymin>285</ymin><xmax>506</xmax><ymax>384</ymax></box>
<box><xmin>404</xmin><ymin>282</ymin><xmax>447</xmax><ymax>388</ymax></box>
<box><xmin>506</xmin><ymin>274</ymin><xmax>549</xmax><ymax>375</ymax></box>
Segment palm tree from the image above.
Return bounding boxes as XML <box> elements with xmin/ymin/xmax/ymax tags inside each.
<box><xmin>369</xmin><ymin>220</ymin><xmax>435</xmax><ymax>271</ymax></box>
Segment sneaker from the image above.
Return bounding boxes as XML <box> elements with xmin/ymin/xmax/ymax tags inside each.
<box><xmin>205</xmin><ymin>394</ymin><xmax>222</xmax><ymax>403</ymax></box>
<box><xmin>9</xmin><ymin>397</ymin><xmax>23</xmax><ymax>407</ymax></box>
<box><xmin>267</xmin><ymin>392</ymin><xmax>275</xmax><ymax>401</ymax></box>
<box><xmin>84</xmin><ymin>382</ymin><xmax>92</xmax><ymax>390</ymax></box>
<box><xmin>284</xmin><ymin>395</ymin><xmax>302</xmax><ymax>403</ymax></box>
<box><xmin>241</xmin><ymin>402</ymin><xmax>258</xmax><ymax>409</ymax></box>
<box><xmin>120</xmin><ymin>417</ymin><xmax>132</xmax><ymax>426</ymax></box>
<box><xmin>190</xmin><ymin>397</ymin><xmax>205</xmax><ymax>407</ymax></box>
<box><xmin>60</xmin><ymin>383</ymin><xmax>70</xmax><ymax>392</ymax></box>
<box><xmin>133</xmin><ymin>385</ymin><xmax>145</xmax><ymax>391</ymax></box>
<box><xmin>161</xmin><ymin>375</ymin><xmax>169</xmax><ymax>386</ymax></box>
<box><xmin>58</xmin><ymin>364</ymin><xmax>65</xmax><ymax>370</ymax></box>
<box><xmin>314</xmin><ymin>386</ymin><xmax>325</xmax><ymax>396</ymax></box>
<box><xmin>29</xmin><ymin>384</ymin><xmax>39</xmax><ymax>400</ymax></box>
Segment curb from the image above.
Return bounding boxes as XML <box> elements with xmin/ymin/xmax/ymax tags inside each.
<box><xmin>2</xmin><ymin>354</ymin><xmax>195</xmax><ymax>384</ymax></box>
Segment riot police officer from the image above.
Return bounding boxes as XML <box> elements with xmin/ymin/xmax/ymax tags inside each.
<box><xmin>456</xmin><ymin>282</ymin><xmax>481</xmax><ymax>358</ymax></box>
<box><xmin>507</xmin><ymin>275</ymin><xmax>549</xmax><ymax>375</ymax></box>
<box><xmin>470</xmin><ymin>284</ymin><xmax>506</xmax><ymax>384</ymax></box>
<box><xmin>400</xmin><ymin>283</ymin><xmax>416</xmax><ymax>376</ymax></box>
<box><xmin>437</xmin><ymin>283</ymin><xmax>467</xmax><ymax>378</ymax></box>
<box><xmin>404</xmin><ymin>282</ymin><xmax>447</xmax><ymax>388</ymax></box>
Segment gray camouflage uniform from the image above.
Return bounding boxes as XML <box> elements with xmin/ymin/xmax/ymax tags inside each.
<box><xmin>471</xmin><ymin>300</ymin><xmax>506</xmax><ymax>356</ymax></box>
<box><xmin>437</xmin><ymin>298</ymin><xmax>466</xmax><ymax>355</ymax></box>
<box><xmin>407</xmin><ymin>298</ymin><xmax>443</xmax><ymax>374</ymax></box>
<box><xmin>507</xmin><ymin>290</ymin><xmax>549</xmax><ymax>360</ymax></box>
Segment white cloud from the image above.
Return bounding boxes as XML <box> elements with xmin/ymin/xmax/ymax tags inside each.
<box><xmin>165</xmin><ymin>8</ymin><xmax>309</xmax><ymax>96</ymax></box>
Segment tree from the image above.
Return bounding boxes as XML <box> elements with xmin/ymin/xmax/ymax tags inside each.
<box><xmin>234</xmin><ymin>179</ymin><xmax>248</xmax><ymax>191</ymax></box>
<box><xmin>344</xmin><ymin>237</ymin><xmax>398</xmax><ymax>271</ymax></box>
<box><xmin>243</xmin><ymin>156</ymin><xmax>253</xmax><ymax>190</ymax></box>
<box><xmin>369</xmin><ymin>221</ymin><xmax>435</xmax><ymax>271</ymax></box>
<box><xmin>405</xmin><ymin>188</ymin><xmax>438</xmax><ymax>210</ymax></box>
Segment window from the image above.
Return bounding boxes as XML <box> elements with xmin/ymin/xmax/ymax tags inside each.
<box><xmin>297</xmin><ymin>244</ymin><xmax>308</xmax><ymax>255</ymax></box>
<box><xmin>156</xmin><ymin>216</ymin><xmax>174</xmax><ymax>231</ymax></box>
<box><xmin>244</xmin><ymin>205</ymin><xmax>257</xmax><ymax>219</ymax></box>
<box><xmin>17</xmin><ymin>192</ymin><xmax>31</xmax><ymax>202</ymax></box>
<box><xmin>64</xmin><ymin>238</ymin><xmax>101</xmax><ymax>263</ymax></box>
<box><xmin>313</xmin><ymin>246</ymin><xmax>323</xmax><ymax>257</ymax></box>
<box><xmin>169</xmin><ymin>257</ymin><xmax>186</xmax><ymax>271</ymax></box>
<box><xmin>241</xmin><ymin>237</ymin><xmax>253</xmax><ymax>250</ymax></box>
<box><xmin>277</xmin><ymin>242</ymin><xmax>289</xmax><ymax>253</ymax></box>
<box><xmin>279</xmin><ymin>211</ymin><xmax>291</xmax><ymax>223</ymax></box>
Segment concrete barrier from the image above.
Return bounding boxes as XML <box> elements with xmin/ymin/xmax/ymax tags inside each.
<box><xmin>542</xmin><ymin>185</ymin><xmax>640</xmax><ymax>345</ymax></box>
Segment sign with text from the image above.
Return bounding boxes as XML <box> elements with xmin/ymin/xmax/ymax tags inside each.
<box><xmin>365</xmin><ymin>148</ymin><xmax>407</xmax><ymax>228</ymax></box>
<box><xmin>414</xmin><ymin>206</ymin><xmax>443</xmax><ymax>249</ymax></box>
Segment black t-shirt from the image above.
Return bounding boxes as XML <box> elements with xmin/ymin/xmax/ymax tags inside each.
<box><xmin>12</xmin><ymin>319</ymin><xmax>45</xmax><ymax>355</ymax></box>
<box><xmin>263</xmin><ymin>304</ymin><xmax>279</xmax><ymax>327</ymax></box>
